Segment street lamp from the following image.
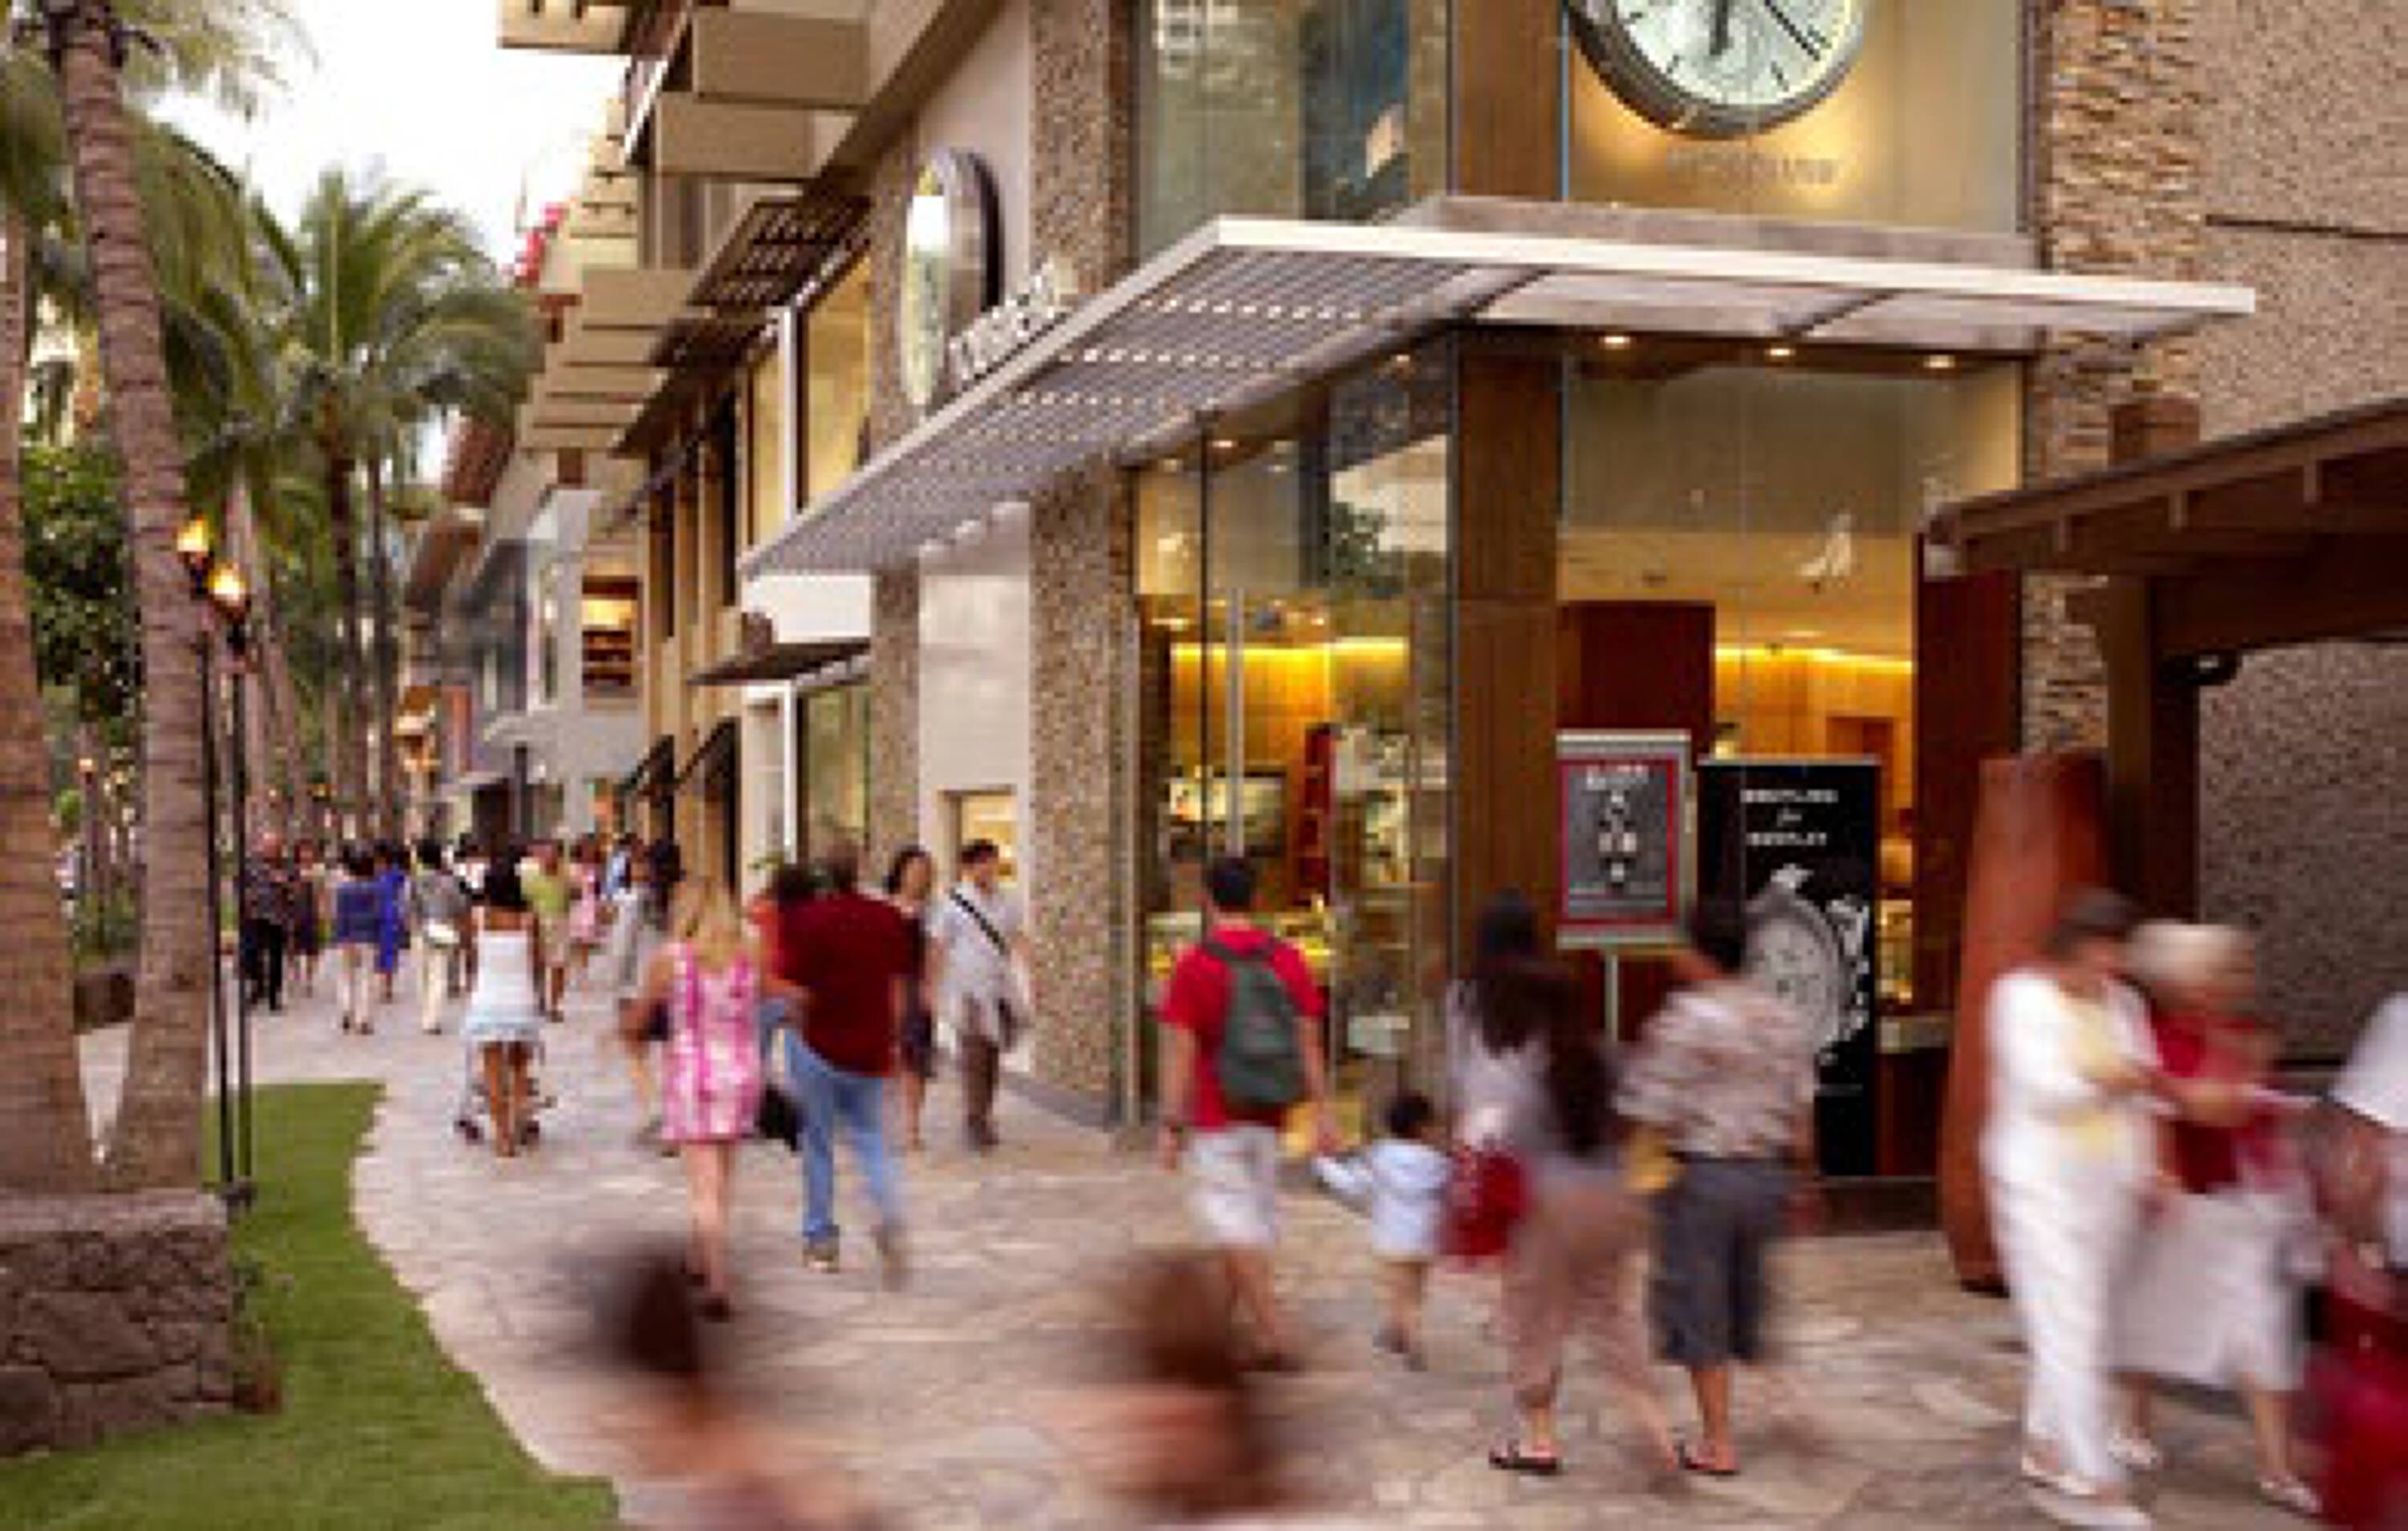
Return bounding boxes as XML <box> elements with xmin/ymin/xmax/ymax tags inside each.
<box><xmin>206</xmin><ymin>562</ymin><xmax>255</xmax><ymax>1199</ymax></box>
<box><xmin>178</xmin><ymin>515</ymin><xmax>239</xmax><ymax>1203</ymax></box>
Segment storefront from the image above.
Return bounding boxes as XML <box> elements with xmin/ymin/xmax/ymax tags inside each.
<box><xmin>738</xmin><ymin>0</ymin><xmax>2256</xmax><ymax>1157</ymax></box>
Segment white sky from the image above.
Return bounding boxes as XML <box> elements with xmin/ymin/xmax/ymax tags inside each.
<box><xmin>167</xmin><ymin>0</ymin><xmax>622</xmax><ymax>259</ymax></box>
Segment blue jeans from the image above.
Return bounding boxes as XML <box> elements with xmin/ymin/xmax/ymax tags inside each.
<box><xmin>786</xmin><ymin>1034</ymin><xmax>902</xmax><ymax>1246</ymax></box>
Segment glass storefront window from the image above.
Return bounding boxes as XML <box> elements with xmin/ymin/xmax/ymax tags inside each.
<box><xmin>1564</xmin><ymin>0</ymin><xmax>2024</xmax><ymax>232</ymax></box>
<box><xmin>803</xmin><ymin>261</ymin><xmax>870</xmax><ymax>505</ymax></box>
<box><xmin>1136</xmin><ymin>342</ymin><xmax>1454</xmax><ymax>1135</ymax></box>
<box><xmin>1562</xmin><ymin>345</ymin><xmax>2020</xmax><ymax>1013</ymax></box>
<box><xmin>799</xmin><ymin>683</ymin><xmax>869</xmax><ymax>859</ymax></box>
<box><xmin>1136</xmin><ymin>0</ymin><xmax>1451</xmax><ymax>256</ymax></box>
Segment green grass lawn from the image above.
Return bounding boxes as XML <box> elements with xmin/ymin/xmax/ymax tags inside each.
<box><xmin>0</xmin><ymin>1084</ymin><xmax>617</xmax><ymax>1530</ymax></box>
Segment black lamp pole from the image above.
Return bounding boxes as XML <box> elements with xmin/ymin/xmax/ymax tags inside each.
<box><xmin>177</xmin><ymin>519</ymin><xmax>237</xmax><ymax>1202</ymax></box>
<box><xmin>210</xmin><ymin>563</ymin><xmax>257</xmax><ymax>1206</ymax></box>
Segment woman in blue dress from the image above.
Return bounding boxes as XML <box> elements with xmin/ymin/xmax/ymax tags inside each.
<box><xmin>374</xmin><ymin>842</ymin><xmax>411</xmax><ymax>1003</ymax></box>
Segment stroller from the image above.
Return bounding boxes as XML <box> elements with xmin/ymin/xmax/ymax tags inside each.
<box><xmin>451</xmin><ymin>1033</ymin><xmax>551</xmax><ymax>1148</ymax></box>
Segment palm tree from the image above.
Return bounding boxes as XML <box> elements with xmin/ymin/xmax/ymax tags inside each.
<box><xmin>253</xmin><ymin>173</ymin><xmax>535</xmax><ymax>836</ymax></box>
<box><xmin>31</xmin><ymin>0</ymin><xmax>296</xmax><ymax>1187</ymax></box>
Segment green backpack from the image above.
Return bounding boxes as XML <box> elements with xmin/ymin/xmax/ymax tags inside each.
<box><xmin>1206</xmin><ymin>936</ymin><xmax>1308</xmax><ymax>1111</ymax></box>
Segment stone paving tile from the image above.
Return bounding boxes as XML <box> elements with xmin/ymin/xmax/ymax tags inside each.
<box><xmin>84</xmin><ymin>969</ymin><xmax>2296</xmax><ymax>1529</ymax></box>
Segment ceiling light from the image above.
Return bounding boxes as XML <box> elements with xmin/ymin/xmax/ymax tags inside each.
<box><xmin>1212</xmin><ymin>437</ymin><xmax>1238</xmax><ymax>452</ymax></box>
<box><xmin>1766</xmin><ymin>344</ymin><xmax>1796</xmax><ymax>362</ymax></box>
<box><xmin>1157</xmin><ymin>457</ymin><xmax>1183</xmax><ymax>473</ymax></box>
<box><xmin>1600</xmin><ymin>333</ymin><xmax>1633</xmax><ymax>350</ymax></box>
<box><xmin>1923</xmin><ymin>353</ymin><xmax>1958</xmax><ymax>372</ymax></box>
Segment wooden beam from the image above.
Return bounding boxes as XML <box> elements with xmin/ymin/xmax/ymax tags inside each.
<box><xmin>2085</xmin><ymin>583</ymin><xmax>2199</xmax><ymax>918</ymax></box>
<box><xmin>2155</xmin><ymin>536</ymin><xmax>2408</xmax><ymax>655</ymax></box>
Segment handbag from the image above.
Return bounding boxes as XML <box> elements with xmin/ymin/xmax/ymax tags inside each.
<box><xmin>1442</xmin><ymin>1143</ymin><xmax>1528</xmax><ymax>1261</ymax></box>
<box><xmin>755</xmin><ymin>1082</ymin><xmax>802</xmax><ymax>1151</ymax></box>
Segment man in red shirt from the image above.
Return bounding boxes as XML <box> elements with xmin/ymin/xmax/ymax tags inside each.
<box><xmin>1158</xmin><ymin>856</ymin><xmax>1335</xmax><ymax>1368</ymax></box>
<box><xmin>779</xmin><ymin>842</ymin><xmax>911</xmax><ymax>1285</ymax></box>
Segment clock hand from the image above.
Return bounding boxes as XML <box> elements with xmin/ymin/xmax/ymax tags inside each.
<box><xmin>1759</xmin><ymin>0</ymin><xmax>1827</xmax><ymax>59</ymax></box>
<box><xmin>1710</xmin><ymin>0</ymin><xmax>1737</xmax><ymax>56</ymax></box>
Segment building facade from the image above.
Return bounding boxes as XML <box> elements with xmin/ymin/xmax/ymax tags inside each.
<box><xmin>509</xmin><ymin>0</ymin><xmax>2406</xmax><ymax>1159</ymax></box>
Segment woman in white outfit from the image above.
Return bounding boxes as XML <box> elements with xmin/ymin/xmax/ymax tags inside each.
<box><xmin>1983</xmin><ymin>890</ymin><xmax>2162</xmax><ymax>1529</ymax></box>
<box><xmin>461</xmin><ymin>864</ymin><xmax>547</xmax><ymax>1158</ymax></box>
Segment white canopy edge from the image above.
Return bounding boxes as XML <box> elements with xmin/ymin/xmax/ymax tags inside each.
<box><xmin>743</xmin><ymin>215</ymin><xmax>2255</xmax><ymax>577</ymax></box>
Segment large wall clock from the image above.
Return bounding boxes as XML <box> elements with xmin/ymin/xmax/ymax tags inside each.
<box><xmin>1566</xmin><ymin>0</ymin><xmax>1869</xmax><ymax>140</ymax></box>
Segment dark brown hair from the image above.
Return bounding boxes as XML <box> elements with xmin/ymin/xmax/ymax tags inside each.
<box><xmin>1469</xmin><ymin>891</ymin><xmax>1618</xmax><ymax>1156</ymax></box>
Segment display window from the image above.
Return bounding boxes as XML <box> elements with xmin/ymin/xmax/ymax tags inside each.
<box><xmin>799</xmin><ymin>684</ymin><xmax>870</xmax><ymax>859</ymax></box>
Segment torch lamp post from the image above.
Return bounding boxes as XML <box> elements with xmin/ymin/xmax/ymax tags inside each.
<box><xmin>208</xmin><ymin>562</ymin><xmax>257</xmax><ymax>1204</ymax></box>
<box><xmin>177</xmin><ymin>515</ymin><xmax>240</xmax><ymax>1204</ymax></box>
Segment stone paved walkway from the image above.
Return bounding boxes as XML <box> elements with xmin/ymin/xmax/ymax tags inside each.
<box><xmin>84</xmin><ymin>966</ymin><xmax>2293</xmax><ymax>1529</ymax></box>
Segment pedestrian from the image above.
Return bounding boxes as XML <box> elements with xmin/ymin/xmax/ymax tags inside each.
<box><xmin>567</xmin><ymin>836</ymin><xmax>604</xmax><ymax>989</ymax></box>
<box><xmin>1617</xmin><ymin>897</ymin><xmax>1820</xmax><ymax>1482</ymax></box>
<box><xmin>927</xmin><ymin>839</ymin><xmax>1029</xmax><ymax>1151</ymax></box>
<box><xmin>623</xmin><ymin>878</ymin><xmax>781</xmax><ymax>1319</ymax></box>
<box><xmin>373</xmin><ymin>841</ymin><xmax>410</xmax><ymax>1005</ymax></box>
<box><xmin>885</xmin><ymin>846</ymin><xmax>938</xmax><ymax>1152</ymax></box>
<box><xmin>755</xmin><ymin>862</ymin><xmax>817</xmax><ymax>1061</ymax></box>
<box><xmin>460</xmin><ymin>861</ymin><xmax>546</xmax><ymax>1159</ymax></box>
<box><xmin>2316</xmin><ymin>991</ymin><xmax>2408</xmax><ymax>1530</ymax></box>
<box><xmin>1312</xmin><ymin>1090</ymin><xmax>1451</xmax><ymax>1370</ymax></box>
<box><xmin>330</xmin><ymin>846</ymin><xmax>384</xmax><ymax>1035</ymax></box>
<box><xmin>606</xmin><ymin>840</ymin><xmax>682</xmax><ymax>1151</ymax></box>
<box><xmin>2110</xmin><ymin>922</ymin><xmax>2318</xmax><ymax>1516</ymax></box>
<box><xmin>289</xmin><ymin>838</ymin><xmax>327</xmax><ymax>998</ymax></box>
<box><xmin>1979</xmin><ymin>889</ymin><xmax>2161</xmax><ymax>1529</ymax></box>
<box><xmin>409</xmin><ymin>839</ymin><xmax>474</xmax><ymax>1036</ymax></box>
<box><xmin>523</xmin><ymin>839</ymin><xmax>574</xmax><ymax>1022</ymax></box>
<box><xmin>1447</xmin><ymin>892</ymin><xmax>1678</xmax><ymax>1480</ymax></box>
<box><xmin>602</xmin><ymin>832</ymin><xmax>637</xmax><ymax>904</ymax></box>
<box><xmin>776</xmin><ymin>841</ymin><xmax>912</xmax><ymax>1285</ymax></box>
<box><xmin>238</xmin><ymin>833</ymin><xmax>296</xmax><ymax>1014</ymax></box>
<box><xmin>1156</xmin><ymin>855</ymin><xmax>1336</xmax><ymax>1371</ymax></box>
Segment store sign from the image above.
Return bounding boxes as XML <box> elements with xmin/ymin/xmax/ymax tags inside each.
<box><xmin>897</xmin><ymin>149</ymin><xmax>997</xmax><ymax>415</ymax></box>
<box><xmin>1557</xmin><ymin>731</ymin><xmax>1692</xmax><ymax>948</ymax></box>
<box><xmin>946</xmin><ymin>257</ymin><xmax>1080</xmax><ymax>395</ymax></box>
<box><xmin>1698</xmin><ymin>759</ymin><xmax>1880</xmax><ymax>1175</ymax></box>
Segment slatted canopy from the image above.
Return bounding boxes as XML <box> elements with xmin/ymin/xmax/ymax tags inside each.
<box><xmin>742</xmin><ymin>216</ymin><xmax>2255</xmax><ymax>578</ymax></box>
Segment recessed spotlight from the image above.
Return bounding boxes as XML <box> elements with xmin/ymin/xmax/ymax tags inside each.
<box><xmin>1212</xmin><ymin>437</ymin><xmax>1238</xmax><ymax>452</ymax></box>
<box><xmin>1601</xmin><ymin>333</ymin><xmax>1633</xmax><ymax>350</ymax></box>
<box><xmin>1924</xmin><ymin>353</ymin><xmax>1958</xmax><ymax>372</ymax></box>
<box><xmin>1157</xmin><ymin>457</ymin><xmax>1183</xmax><ymax>472</ymax></box>
<box><xmin>1766</xmin><ymin>344</ymin><xmax>1796</xmax><ymax>362</ymax></box>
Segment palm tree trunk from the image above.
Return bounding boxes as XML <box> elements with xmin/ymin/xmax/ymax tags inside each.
<box><xmin>365</xmin><ymin>458</ymin><xmax>401</xmax><ymax>840</ymax></box>
<box><xmin>48</xmin><ymin>2</ymin><xmax>218</xmax><ymax>1189</ymax></box>
<box><xmin>324</xmin><ymin>453</ymin><xmax>368</xmax><ymax>840</ymax></box>
<box><xmin>0</xmin><ymin>213</ymin><xmax>96</xmax><ymax>1192</ymax></box>
<box><xmin>226</xmin><ymin>481</ymin><xmax>300</xmax><ymax>838</ymax></box>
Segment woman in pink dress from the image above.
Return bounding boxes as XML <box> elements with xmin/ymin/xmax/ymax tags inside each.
<box><xmin>566</xmin><ymin>837</ymin><xmax>604</xmax><ymax>988</ymax></box>
<box><xmin>624</xmin><ymin>877</ymin><xmax>789</xmax><ymax>1320</ymax></box>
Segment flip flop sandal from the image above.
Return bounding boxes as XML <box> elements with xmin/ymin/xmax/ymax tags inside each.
<box><xmin>1678</xmin><ymin>1442</ymin><xmax>1739</xmax><ymax>1478</ymax></box>
<box><xmin>1489</xmin><ymin>1442</ymin><xmax>1563</xmax><ymax>1476</ymax></box>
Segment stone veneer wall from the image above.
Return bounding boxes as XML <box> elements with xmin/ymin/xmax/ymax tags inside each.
<box><xmin>0</xmin><ymin>1192</ymin><xmax>234</xmax><ymax>1455</ymax></box>
<box><xmin>1019</xmin><ymin>0</ymin><xmax>1136</xmax><ymax>1114</ymax></box>
<box><xmin>2186</xmin><ymin>0</ymin><xmax>2408</xmax><ymax>1054</ymax></box>
<box><xmin>2022</xmin><ymin>0</ymin><xmax>2204</xmax><ymax>753</ymax></box>
<box><xmin>863</xmin><ymin>116</ymin><xmax>923</xmax><ymax>865</ymax></box>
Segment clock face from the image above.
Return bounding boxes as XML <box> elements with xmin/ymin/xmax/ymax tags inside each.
<box><xmin>1748</xmin><ymin>888</ymin><xmax>1847</xmax><ymax>1053</ymax></box>
<box><xmin>1568</xmin><ymin>0</ymin><xmax>1869</xmax><ymax>139</ymax></box>
<box><xmin>897</xmin><ymin>152</ymin><xmax>995</xmax><ymax>415</ymax></box>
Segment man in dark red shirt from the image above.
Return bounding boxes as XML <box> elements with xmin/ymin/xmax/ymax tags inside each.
<box><xmin>1158</xmin><ymin>857</ymin><xmax>1333</xmax><ymax>1368</ymax></box>
<box><xmin>779</xmin><ymin>842</ymin><xmax>911</xmax><ymax>1285</ymax></box>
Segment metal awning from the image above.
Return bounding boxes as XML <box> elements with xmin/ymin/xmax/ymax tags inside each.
<box><xmin>742</xmin><ymin>214</ymin><xmax>2256</xmax><ymax>577</ymax></box>
<box><xmin>689</xmin><ymin>639</ymin><xmax>868</xmax><ymax>688</ymax></box>
<box><xmin>623</xmin><ymin>736</ymin><xmax>675</xmax><ymax>798</ymax></box>
<box><xmin>673</xmin><ymin>719</ymin><xmax>738</xmax><ymax>795</ymax></box>
<box><xmin>689</xmin><ymin>190</ymin><xmax>866</xmax><ymax>313</ymax></box>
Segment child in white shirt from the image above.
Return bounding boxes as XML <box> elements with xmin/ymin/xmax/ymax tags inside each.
<box><xmin>1316</xmin><ymin>1090</ymin><xmax>1453</xmax><ymax>1369</ymax></box>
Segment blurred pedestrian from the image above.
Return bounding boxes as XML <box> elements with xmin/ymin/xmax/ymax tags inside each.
<box><xmin>778</xmin><ymin>841</ymin><xmax>912</xmax><ymax>1285</ymax></box>
<box><xmin>330</xmin><ymin>846</ymin><xmax>384</xmax><ymax>1035</ymax></box>
<box><xmin>523</xmin><ymin>839</ymin><xmax>573</xmax><ymax>1022</ymax></box>
<box><xmin>606</xmin><ymin>840</ymin><xmax>682</xmax><ymax>1152</ymax></box>
<box><xmin>2316</xmin><ymin>991</ymin><xmax>2408</xmax><ymax>1530</ymax></box>
<box><xmin>413</xmin><ymin>839</ymin><xmax>474</xmax><ymax>1027</ymax></box>
<box><xmin>239</xmin><ymin>833</ymin><xmax>296</xmax><ymax>1014</ymax></box>
<box><xmin>624</xmin><ymin>878</ymin><xmax>779</xmax><ymax>1319</ymax></box>
<box><xmin>1314</xmin><ymin>1090</ymin><xmax>1450</xmax><ymax>1370</ymax></box>
<box><xmin>290</xmin><ymin>839</ymin><xmax>327</xmax><ymax>997</ymax></box>
<box><xmin>1617</xmin><ymin>898</ymin><xmax>1818</xmax><ymax>1481</ymax></box>
<box><xmin>1157</xmin><ymin>856</ymin><xmax>1335</xmax><ymax>1371</ymax></box>
<box><xmin>567</xmin><ymin>836</ymin><xmax>604</xmax><ymax>989</ymax></box>
<box><xmin>927</xmin><ymin>839</ymin><xmax>1029</xmax><ymax>1151</ymax></box>
<box><xmin>2111</xmin><ymin>922</ymin><xmax>2317</xmax><ymax>1516</ymax></box>
<box><xmin>461</xmin><ymin>862</ymin><xmax>545</xmax><ymax>1158</ymax></box>
<box><xmin>1981</xmin><ymin>889</ymin><xmax>2160</xmax><ymax>1529</ymax></box>
<box><xmin>1449</xmin><ymin>892</ymin><xmax>1675</xmax><ymax>1480</ymax></box>
<box><xmin>885</xmin><ymin>846</ymin><xmax>938</xmax><ymax>1152</ymax></box>
<box><xmin>372</xmin><ymin>841</ymin><xmax>410</xmax><ymax>1005</ymax></box>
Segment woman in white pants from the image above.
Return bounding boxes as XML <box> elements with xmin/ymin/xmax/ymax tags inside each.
<box><xmin>1983</xmin><ymin>890</ymin><xmax>2162</xmax><ymax>1529</ymax></box>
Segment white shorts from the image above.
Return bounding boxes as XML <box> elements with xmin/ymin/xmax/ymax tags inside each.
<box><xmin>1188</xmin><ymin>1124</ymin><xmax>1283</xmax><ymax>1250</ymax></box>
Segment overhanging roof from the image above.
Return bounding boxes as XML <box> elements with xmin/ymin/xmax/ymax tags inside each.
<box><xmin>1937</xmin><ymin>396</ymin><xmax>2408</xmax><ymax>655</ymax></box>
<box><xmin>673</xmin><ymin>719</ymin><xmax>738</xmax><ymax>794</ymax></box>
<box><xmin>743</xmin><ymin>216</ymin><xmax>2256</xmax><ymax>577</ymax></box>
<box><xmin>688</xmin><ymin>639</ymin><xmax>868</xmax><ymax>688</ymax></box>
